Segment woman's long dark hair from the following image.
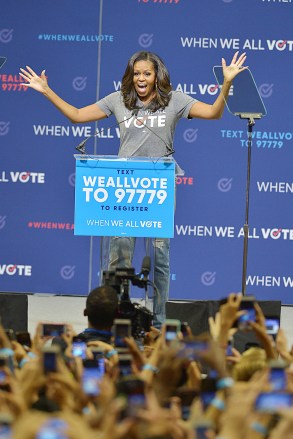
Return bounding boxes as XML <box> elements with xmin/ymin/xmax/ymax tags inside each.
<box><xmin>121</xmin><ymin>51</ymin><xmax>172</xmax><ymax>112</ymax></box>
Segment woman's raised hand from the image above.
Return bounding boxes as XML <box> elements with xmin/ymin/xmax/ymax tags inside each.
<box><xmin>222</xmin><ymin>51</ymin><xmax>248</xmax><ymax>82</ymax></box>
<box><xmin>19</xmin><ymin>66</ymin><xmax>48</xmax><ymax>93</ymax></box>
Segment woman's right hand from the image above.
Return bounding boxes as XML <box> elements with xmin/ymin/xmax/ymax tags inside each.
<box><xmin>19</xmin><ymin>66</ymin><xmax>48</xmax><ymax>93</ymax></box>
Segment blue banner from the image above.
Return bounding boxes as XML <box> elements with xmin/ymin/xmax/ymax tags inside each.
<box><xmin>74</xmin><ymin>156</ymin><xmax>175</xmax><ymax>238</ymax></box>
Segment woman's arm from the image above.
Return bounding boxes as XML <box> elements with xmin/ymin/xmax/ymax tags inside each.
<box><xmin>19</xmin><ymin>66</ymin><xmax>107</xmax><ymax>123</ymax></box>
<box><xmin>188</xmin><ymin>51</ymin><xmax>247</xmax><ymax>120</ymax></box>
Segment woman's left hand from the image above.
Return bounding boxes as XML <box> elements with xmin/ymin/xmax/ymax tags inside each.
<box><xmin>222</xmin><ymin>51</ymin><xmax>247</xmax><ymax>82</ymax></box>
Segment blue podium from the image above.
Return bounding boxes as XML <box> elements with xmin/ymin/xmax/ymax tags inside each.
<box><xmin>74</xmin><ymin>155</ymin><xmax>175</xmax><ymax>239</ymax></box>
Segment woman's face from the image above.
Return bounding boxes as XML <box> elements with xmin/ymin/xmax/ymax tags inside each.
<box><xmin>133</xmin><ymin>60</ymin><xmax>156</xmax><ymax>103</ymax></box>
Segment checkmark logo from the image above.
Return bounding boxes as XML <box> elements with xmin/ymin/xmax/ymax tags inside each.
<box><xmin>272</xmin><ymin>228</ymin><xmax>282</xmax><ymax>237</ymax></box>
<box><xmin>0</xmin><ymin>216</ymin><xmax>6</xmax><ymax>230</ymax></box>
<box><xmin>138</xmin><ymin>33</ymin><xmax>153</xmax><ymax>48</ymax></box>
<box><xmin>8</xmin><ymin>265</ymin><xmax>17</xmax><ymax>274</ymax></box>
<box><xmin>0</xmin><ymin>29</ymin><xmax>14</xmax><ymax>43</ymax></box>
<box><xmin>72</xmin><ymin>77</ymin><xmax>87</xmax><ymax>91</ymax></box>
<box><xmin>61</xmin><ymin>265</ymin><xmax>75</xmax><ymax>280</ymax></box>
<box><xmin>277</xmin><ymin>40</ymin><xmax>286</xmax><ymax>49</ymax></box>
<box><xmin>201</xmin><ymin>271</ymin><xmax>216</xmax><ymax>286</ymax></box>
<box><xmin>183</xmin><ymin>128</ymin><xmax>198</xmax><ymax>143</ymax></box>
<box><xmin>0</xmin><ymin>122</ymin><xmax>10</xmax><ymax>136</ymax></box>
<box><xmin>210</xmin><ymin>85</ymin><xmax>219</xmax><ymax>93</ymax></box>
<box><xmin>259</xmin><ymin>83</ymin><xmax>274</xmax><ymax>98</ymax></box>
<box><xmin>21</xmin><ymin>172</ymin><xmax>30</xmax><ymax>182</ymax></box>
<box><xmin>218</xmin><ymin>178</ymin><xmax>233</xmax><ymax>192</ymax></box>
<box><xmin>68</xmin><ymin>173</ymin><xmax>75</xmax><ymax>187</ymax></box>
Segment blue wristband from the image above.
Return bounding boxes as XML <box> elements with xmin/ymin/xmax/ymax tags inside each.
<box><xmin>250</xmin><ymin>422</ymin><xmax>268</xmax><ymax>436</ymax></box>
<box><xmin>105</xmin><ymin>349</ymin><xmax>118</xmax><ymax>359</ymax></box>
<box><xmin>19</xmin><ymin>357</ymin><xmax>29</xmax><ymax>368</ymax></box>
<box><xmin>142</xmin><ymin>364</ymin><xmax>159</xmax><ymax>374</ymax></box>
<box><xmin>217</xmin><ymin>377</ymin><xmax>234</xmax><ymax>390</ymax></box>
<box><xmin>0</xmin><ymin>348</ymin><xmax>14</xmax><ymax>357</ymax></box>
<box><xmin>210</xmin><ymin>397</ymin><xmax>225</xmax><ymax>411</ymax></box>
<box><xmin>28</xmin><ymin>352</ymin><xmax>37</xmax><ymax>359</ymax></box>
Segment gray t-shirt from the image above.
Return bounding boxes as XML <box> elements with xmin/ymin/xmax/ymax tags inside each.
<box><xmin>96</xmin><ymin>91</ymin><xmax>197</xmax><ymax>174</ymax></box>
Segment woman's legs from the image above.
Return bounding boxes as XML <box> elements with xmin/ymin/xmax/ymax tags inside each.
<box><xmin>108</xmin><ymin>236</ymin><xmax>170</xmax><ymax>328</ymax></box>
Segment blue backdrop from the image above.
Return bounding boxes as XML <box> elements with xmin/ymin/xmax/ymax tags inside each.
<box><xmin>1</xmin><ymin>0</ymin><xmax>292</xmax><ymax>303</ymax></box>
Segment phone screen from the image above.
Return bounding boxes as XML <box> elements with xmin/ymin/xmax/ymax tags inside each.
<box><xmin>0</xmin><ymin>424</ymin><xmax>11</xmax><ymax>438</ymax></box>
<box><xmin>175</xmin><ymin>389</ymin><xmax>198</xmax><ymax>420</ymax></box>
<box><xmin>82</xmin><ymin>367</ymin><xmax>100</xmax><ymax>396</ymax></box>
<box><xmin>238</xmin><ymin>298</ymin><xmax>256</xmax><ymax>330</ymax></box>
<box><xmin>226</xmin><ymin>338</ymin><xmax>234</xmax><ymax>356</ymax></box>
<box><xmin>43</xmin><ymin>351</ymin><xmax>57</xmax><ymax>373</ymax></box>
<box><xmin>0</xmin><ymin>371</ymin><xmax>6</xmax><ymax>383</ymax></box>
<box><xmin>117</xmin><ymin>378</ymin><xmax>146</xmax><ymax>417</ymax></box>
<box><xmin>114</xmin><ymin>321</ymin><xmax>131</xmax><ymax>348</ymax></box>
<box><xmin>200</xmin><ymin>378</ymin><xmax>217</xmax><ymax>409</ymax></box>
<box><xmin>72</xmin><ymin>339</ymin><xmax>87</xmax><ymax>359</ymax></box>
<box><xmin>119</xmin><ymin>356</ymin><xmax>132</xmax><ymax>377</ymax></box>
<box><xmin>126</xmin><ymin>382</ymin><xmax>146</xmax><ymax>417</ymax></box>
<box><xmin>165</xmin><ymin>325</ymin><xmax>178</xmax><ymax>343</ymax></box>
<box><xmin>91</xmin><ymin>349</ymin><xmax>105</xmax><ymax>377</ymax></box>
<box><xmin>265</xmin><ymin>318</ymin><xmax>280</xmax><ymax>335</ymax></box>
<box><xmin>180</xmin><ymin>322</ymin><xmax>189</xmax><ymax>338</ymax></box>
<box><xmin>42</xmin><ymin>324</ymin><xmax>65</xmax><ymax>337</ymax></box>
<box><xmin>195</xmin><ymin>424</ymin><xmax>215</xmax><ymax>439</ymax></box>
<box><xmin>270</xmin><ymin>368</ymin><xmax>287</xmax><ymax>391</ymax></box>
<box><xmin>255</xmin><ymin>392</ymin><xmax>293</xmax><ymax>412</ymax></box>
<box><xmin>177</xmin><ymin>340</ymin><xmax>208</xmax><ymax>361</ymax></box>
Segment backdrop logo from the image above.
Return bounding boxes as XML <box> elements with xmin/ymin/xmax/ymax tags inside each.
<box><xmin>68</xmin><ymin>173</ymin><xmax>76</xmax><ymax>187</ymax></box>
<box><xmin>261</xmin><ymin>0</ymin><xmax>292</xmax><ymax>3</ymax></box>
<box><xmin>0</xmin><ymin>74</ymin><xmax>28</xmax><ymax>92</ymax></box>
<box><xmin>220</xmin><ymin>128</ymin><xmax>291</xmax><ymax>149</ymax></box>
<box><xmin>61</xmin><ymin>265</ymin><xmax>75</xmax><ymax>280</ymax></box>
<box><xmin>72</xmin><ymin>76</ymin><xmax>87</xmax><ymax>91</ymax></box>
<box><xmin>175</xmin><ymin>83</ymin><xmax>229</xmax><ymax>96</ymax></box>
<box><xmin>0</xmin><ymin>171</ymin><xmax>45</xmax><ymax>184</ymax></box>
<box><xmin>257</xmin><ymin>180</ymin><xmax>293</xmax><ymax>193</ymax></box>
<box><xmin>138</xmin><ymin>0</ymin><xmax>180</xmax><ymax>3</ymax></box>
<box><xmin>0</xmin><ymin>29</ymin><xmax>13</xmax><ymax>43</ymax></box>
<box><xmin>28</xmin><ymin>221</ymin><xmax>74</xmax><ymax>231</ymax></box>
<box><xmin>37</xmin><ymin>33</ymin><xmax>114</xmax><ymax>43</ymax></box>
<box><xmin>176</xmin><ymin>176</ymin><xmax>194</xmax><ymax>186</ymax></box>
<box><xmin>218</xmin><ymin>177</ymin><xmax>233</xmax><ymax>192</ymax></box>
<box><xmin>0</xmin><ymin>216</ymin><xmax>6</xmax><ymax>230</ymax></box>
<box><xmin>247</xmin><ymin>274</ymin><xmax>293</xmax><ymax>289</ymax></box>
<box><xmin>176</xmin><ymin>224</ymin><xmax>293</xmax><ymax>241</ymax></box>
<box><xmin>259</xmin><ymin>83</ymin><xmax>274</xmax><ymax>98</ymax></box>
<box><xmin>33</xmin><ymin>124</ymin><xmax>92</xmax><ymax>137</ymax></box>
<box><xmin>183</xmin><ymin>128</ymin><xmax>198</xmax><ymax>143</ymax></box>
<box><xmin>181</xmin><ymin>36</ymin><xmax>293</xmax><ymax>51</ymax></box>
<box><xmin>0</xmin><ymin>264</ymin><xmax>32</xmax><ymax>276</ymax></box>
<box><xmin>138</xmin><ymin>33</ymin><xmax>153</xmax><ymax>48</ymax></box>
<box><xmin>222</xmin><ymin>0</ymin><xmax>233</xmax><ymax>2</ymax></box>
<box><xmin>0</xmin><ymin>121</ymin><xmax>10</xmax><ymax>136</ymax></box>
<box><xmin>201</xmin><ymin>271</ymin><xmax>216</xmax><ymax>286</ymax></box>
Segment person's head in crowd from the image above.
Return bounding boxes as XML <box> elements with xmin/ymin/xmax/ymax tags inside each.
<box><xmin>233</xmin><ymin>346</ymin><xmax>267</xmax><ymax>381</ymax></box>
<box><xmin>84</xmin><ymin>285</ymin><xmax>119</xmax><ymax>330</ymax></box>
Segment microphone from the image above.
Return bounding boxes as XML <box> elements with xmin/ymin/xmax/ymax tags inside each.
<box><xmin>130</xmin><ymin>255</ymin><xmax>151</xmax><ymax>289</ymax></box>
<box><xmin>75</xmin><ymin>108</ymin><xmax>140</xmax><ymax>154</ymax></box>
<box><xmin>141</xmin><ymin>256</ymin><xmax>151</xmax><ymax>281</ymax></box>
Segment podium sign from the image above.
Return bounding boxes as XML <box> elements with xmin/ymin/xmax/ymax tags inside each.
<box><xmin>74</xmin><ymin>155</ymin><xmax>175</xmax><ymax>238</ymax></box>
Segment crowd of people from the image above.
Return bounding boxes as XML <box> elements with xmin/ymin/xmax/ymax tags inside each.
<box><xmin>0</xmin><ymin>289</ymin><xmax>293</xmax><ymax>439</ymax></box>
